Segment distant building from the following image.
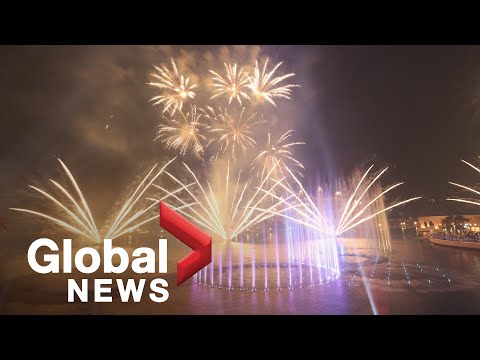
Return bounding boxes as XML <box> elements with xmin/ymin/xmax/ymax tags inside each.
<box><xmin>417</xmin><ymin>214</ymin><xmax>480</xmax><ymax>232</ymax></box>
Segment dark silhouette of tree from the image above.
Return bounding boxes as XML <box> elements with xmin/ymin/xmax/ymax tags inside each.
<box><xmin>443</xmin><ymin>215</ymin><xmax>470</xmax><ymax>229</ymax></box>
<box><xmin>0</xmin><ymin>216</ymin><xmax>6</xmax><ymax>232</ymax></box>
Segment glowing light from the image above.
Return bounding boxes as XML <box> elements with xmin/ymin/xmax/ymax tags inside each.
<box><xmin>152</xmin><ymin>160</ymin><xmax>285</xmax><ymax>241</ymax></box>
<box><xmin>10</xmin><ymin>158</ymin><xmax>184</xmax><ymax>243</ymax></box>
<box><xmin>249</xmin><ymin>59</ymin><xmax>300</xmax><ymax>106</ymax></box>
<box><xmin>251</xmin><ymin>130</ymin><xmax>304</xmax><ymax>180</ymax></box>
<box><xmin>155</xmin><ymin>106</ymin><xmax>207</xmax><ymax>157</ymax></box>
<box><xmin>203</xmin><ymin>106</ymin><xmax>265</xmax><ymax>161</ymax></box>
<box><xmin>142</xmin><ymin>54</ymin><xmax>410</xmax><ymax>291</ymax></box>
<box><xmin>447</xmin><ymin>158</ymin><xmax>480</xmax><ymax>208</ymax></box>
<box><xmin>209</xmin><ymin>63</ymin><xmax>251</xmax><ymax>105</ymax></box>
<box><xmin>148</xmin><ymin>58</ymin><xmax>197</xmax><ymax>115</ymax></box>
<box><xmin>254</xmin><ymin>164</ymin><xmax>420</xmax><ymax>236</ymax></box>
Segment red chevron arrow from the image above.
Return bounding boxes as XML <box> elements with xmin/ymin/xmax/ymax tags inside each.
<box><xmin>159</xmin><ymin>201</ymin><xmax>212</xmax><ymax>286</ymax></box>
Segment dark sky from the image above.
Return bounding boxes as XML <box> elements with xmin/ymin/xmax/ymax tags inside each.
<box><xmin>2</xmin><ymin>45</ymin><xmax>480</xmax><ymax>221</ymax></box>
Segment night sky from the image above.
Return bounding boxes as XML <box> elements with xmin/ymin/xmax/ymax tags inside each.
<box><xmin>2</xmin><ymin>45</ymin><xmax>480</xmax><ymax>221</ymax></box>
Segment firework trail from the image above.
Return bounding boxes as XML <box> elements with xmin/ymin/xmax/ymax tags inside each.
<box><xmin>209</xmin><ymin>63</ymin><xmax>251</xmax><ymax>105</ymax></box>
<box><xmin>151</xmin><ymin>160</ymin><xmax>286</xmax><ymax>240</ymax></box>
<box><xmin>447</xmin><ymin>158</ymin><xmax>480</xmax><ymax>207</ymax></box>
<box><xmin>334</xmin><ymin>165</ymin><xmax>420</xmax><ymax>235</ymax></box>
<box><xmin>146</xmin><ymin>56</ymin><xmax>301</xmax><ymax>241</ymax></box>
<box><xmin>10</xmin><ymin>158</ymin><xmax>188</xmax><ymax>243</ymax></box>
<box><xmin>251</xmin><ymin>130</ymin><xmax>305</xmax><ymax>180</ymax></box>
<box><xmin>202</xmin><ymin>106</ymin><xmax>265</xmax><ymax>161</ymax></box>
<box><xmin>155</xmin><ymin>106</ymin><xmax>207</xmax><ymax>157</ymax></box>
<box><xmin>148</xmin><ymin>57</ymin><xmax>299</xmax><ymax>152</ymax></box>
<box><xmin>148</xmin><ymin>58</ymin><xmax>197</xmax><ymax>115</ymax></box>
<box><xmin>248</xmin><ymin>59</ymin><xmax>300</xmax><ymax>106</ymax></box>
<box><xmin>145</xmin><ymin>55</ymin><xmax>418</xmax><ymax>241</ymax></box>
<box><xmin>254</xmin><ymin>164</ymin><xmax>421</xmax><ymax>236</ymax></box>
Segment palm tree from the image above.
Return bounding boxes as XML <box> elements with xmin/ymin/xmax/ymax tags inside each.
<box><xmin>443</xmin><ymin>215</ymin><xmax>470</xmax><ymax>234</ymax></box>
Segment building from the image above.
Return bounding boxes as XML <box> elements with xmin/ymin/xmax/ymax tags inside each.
<box><xmin>416</xmin><ymin>214</ymin><xmax>480</xmax><ymax>232</ymax></box>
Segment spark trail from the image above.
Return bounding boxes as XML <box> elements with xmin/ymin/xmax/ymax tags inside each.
<box><xmin>254</xmin><ymin>165</ymin><xmax>420</xmax><ymax>236</ymax></box>
<box><xmin>151</xmin><ymin>160</ymin><xmax>287</xmax><ymax>240</ymax></box>
<box><xmin>209</xmin><ymin>63</ymin><xmax>251</xmax><ymax>105</ymax></box>
<box><xmin>148</xmin><ymin>58</ymin><xmax>197</xmax><ymax>115</ymax></box>
<box><xmin>155</xmin><ymin>106</ymin><xmax>207</xmax><ymax>157</ymax></box>
<box><xmin>447</xmin><ymin>158</ymin><xmax>480</xmax><ymax>208</ymax></box>
<box><xmin>203</xmin><ymin>106</ymin><xmax>265</xmax><ymax>161</ymax></box>
<box><xmin>248</xmin><ymin>59</ymin><xmax>300</xmax><ymax>106</ymax></box>
<box><xmin>10</xmin><ymin>158</ymin><xmax>186</xmax><ymax>243</ymax></box>
<box><xmin>251</xmin><ymin>130</ymin><xmax>304</xmax><ymax>180</ymax></box>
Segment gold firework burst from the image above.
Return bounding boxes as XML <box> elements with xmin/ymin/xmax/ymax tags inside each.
<box><xmin>155</xmin><ymin>106</ymin><xmax>207</xmax><ymax>157</ymax></box>
<box><xmin>203</xmin><ymin>106</ymin><xmax>265</xmax><ymax>161</ymax></box>
<box><xmin>209</xmin><ymin>63</ymin><xmax>251</xmax><ymax>105</ymax></box>
<box><xmin>252</xmin><ymin>130</ymin><xmax>304</xmax><ymax>180</ymax></box>
<box><xmin>148</xmin><ymin>58</ymin><xmax>197</xmax><ymax>115</ymax></box>
<box><xmin>249</xmin><ymin>59</ymin><xmax>300</xmax><ymax>106</ymax></box>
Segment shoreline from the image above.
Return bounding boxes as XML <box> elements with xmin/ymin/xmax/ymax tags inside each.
<box><xmin>429</xmin><ymin>237</ymin><xmax>480</xmax><ymax>251</ymax></box>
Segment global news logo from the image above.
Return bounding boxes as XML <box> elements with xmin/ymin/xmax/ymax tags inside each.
<box><xmin>26</xmin><ymin>201</ymin><xmax>212</xmax><ymax>303</ymax></box>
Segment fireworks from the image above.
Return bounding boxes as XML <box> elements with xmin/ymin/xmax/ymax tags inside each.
<box><xmin>203</xmin><ymin>106</ymin><xmax>265</xmax><ymax>161</ymax></box>
<box><xmin>145</xmin><ymin>56</ymin><xmax>304</xmax><ymax>240</ymax></box>
<box><xmin>10</xmin><ymin>158</ymin><xmax>185</xmax><ymax>243</ymax></box>
<box><xmin>151</xmin><ymin>161</ymin><xmax>285</xmax><ymax>241</ymax></box>
<box><xmin>148</xmin><ymin>57</ymin><xmax>300</xmax><ymax>153</ymax></box>
<box><xmin>155</xmin><ymin>106</ymin><xmax>207</xmax><ymax>157</ymax></box>
<box><xmin>254</xmin><ymin>164</ymin><xmax>421</xmax><ymax>236</ymax></box>
<box><xmin>145</xmin><ymin>56</ymin><xmax>418</xmax><ymax>241</ymax></box>
<box><xmin>251</xmin><ymin>130</ymin><xmax>304</xmax><ymax>180</ymax></box>
<box><xmin>9</xmin><ymin>49</ymin><xmax>429</xmax><ymax>296</ymax></box>
<box><xmin>148</xmin><ymin>58</ymin><xmax>197</xmax><ymax>115</ymax></box>
<box><xmin>334</xmin><ymin>166</ymin><xmax>420</xmax><ymax>235</ymax></box>
<box><xmin>209</xmin><ymin>63</ymin><xmax>251</xmax><ymax>105</ymax></box>
<box><xmin>9</xmin><ymin>50</ymin><xmax>430</xmax><ymax>296</ymax></box>
<box><xmin>447</xmin><ymin>158</ymin><xmax>480</xmax><ymax>207</ymax></box>
<box><xmin>248</xmin><ymin>59</ymin><xmax>300</xmax><ymax>106</ymax></box>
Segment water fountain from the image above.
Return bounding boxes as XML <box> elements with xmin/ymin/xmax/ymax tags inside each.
<box><xmin>192</xmin><ymin>167</ymin><xmax>402</xmax><ymax>291</ymax></box>
<box><xmin>193</xmin><ymin>218</ymin><xmax>340</xmax><ymax>290</ymax></box>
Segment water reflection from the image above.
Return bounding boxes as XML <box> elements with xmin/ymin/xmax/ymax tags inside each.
<box><xmin>184</xmin><ymin>231</ymin><xmax>480</xmax><ymax>314</ymax></box>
